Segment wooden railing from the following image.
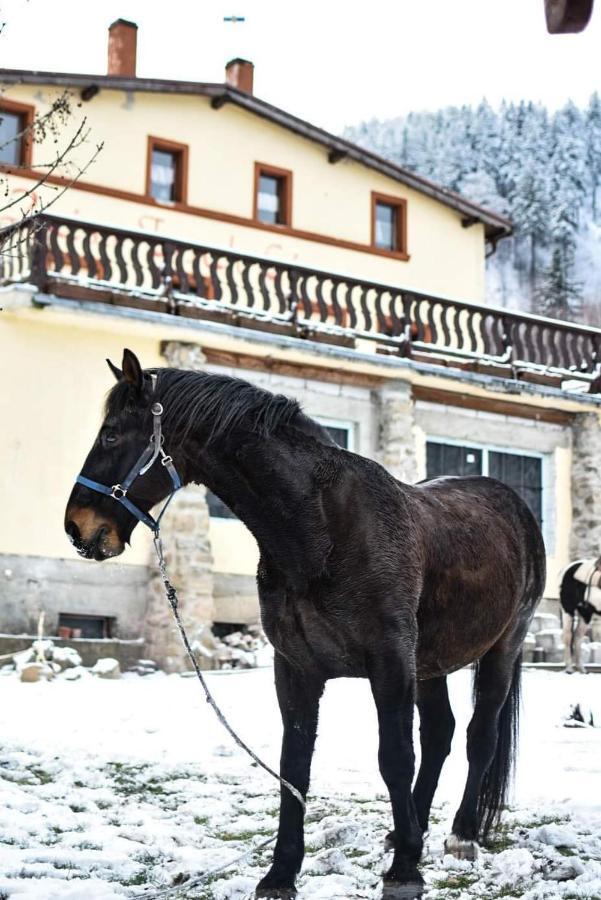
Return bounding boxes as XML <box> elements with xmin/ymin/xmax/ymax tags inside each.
<box><xmin>2</xmin><ymin>214</ymin><xmax>601</xmax><ymax>386</ymax></box>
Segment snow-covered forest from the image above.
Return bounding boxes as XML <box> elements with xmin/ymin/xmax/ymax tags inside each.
<box><xmin>345</xmin><ymin>97</ymin><xmax>601</xmax><ymax>324</ymax></box>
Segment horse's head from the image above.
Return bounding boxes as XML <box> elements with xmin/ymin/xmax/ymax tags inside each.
<box><xmin>64</xmin><ymin>349</ymin><xmax>179</xmax><ymax>561</ymax></box>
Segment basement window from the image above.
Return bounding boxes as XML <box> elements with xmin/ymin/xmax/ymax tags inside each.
<box><xmin>57</xmin><ymin>613</ymin><xmax>113</xmax><ymax>639</ymax></box>
<box><xmin>254</xmin><ymin>163</ymin><xmax>292</xmax><ymax>226</ymax></box>
<box><xmin>371</xmin><ymin>192</ymin><xmax>407</xmax><ymax>254</ymax></box>
<box><xmin>147</xmin><ymin>137</ymin><xmax>188</xmax><ymax>203</ymax></box>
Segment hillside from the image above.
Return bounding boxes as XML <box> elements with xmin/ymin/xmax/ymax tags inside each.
<box><xmin>344</xmin><ymin>97</ymin><xmax>601</xmax><ymax>323</ymax></box>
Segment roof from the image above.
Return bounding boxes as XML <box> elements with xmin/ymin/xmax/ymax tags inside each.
<box><xmin>0</xmin><ymin>68</ymin><xmax>513</xmax><ymax>242</ymax></box>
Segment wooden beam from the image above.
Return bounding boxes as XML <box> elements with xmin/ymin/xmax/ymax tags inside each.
<box><xmin>413</xmin><ymin>385</ymin><xmax>574</xmax><ymax>426</ymax></box>
<box><xmin>203</xmin><ymin>348</ymin><xmax>387</xmax><ymax>388</ymax></box>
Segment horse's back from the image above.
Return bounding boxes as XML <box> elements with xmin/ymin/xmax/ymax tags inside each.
<box><xmin>410</xmin><ymin>475</ymin><xmax>546</xmax><ymax>679</ymax></box>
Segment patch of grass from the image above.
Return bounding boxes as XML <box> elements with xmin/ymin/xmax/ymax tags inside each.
<box><xmin>121</xmin><ymin>870</ymin><xmax>148</xmax><ymax>886</ymax></box>
<box><xmin>104</xmin><ymin>761</ymin><xmax>170</xmax><ymax>802</ymax></box>
<box><xmin>485</xmin><ymin>823</ymin><xmax>515</xmax><ymax>853</ymax></box>
<box><xmin>28</xmin><ymin>766</ymin><xmax>53</xmax><ymax>785</ymax></box>
<box><xmin>345</xmin><ymin>848</ymin><xmax>369</xmax><ymax>860</ymax></box>
<box><xmin>434</xmin><ymin>873</ymin><xmax>479</xmax><ymax>890</ymax></box>
<box><xmin>216</xmin><ymin>827</ymin><xmax>272</xmax><ymax>841</ymax></box>
<box><xmin>523</xmin><ymin>813</ymin><xmax>568</xmax><ymax>829</ymax></box>
<box><xmin>556</xmin><ymin>846</ymin><xmax>578</xmax><ymax>857</ymax></box>
<box><xmin>489</xmin><ymin>888</ymin><xmax>523</xmax><ymax>899</ymax></box>
<box><xmin>194</xmin><ymin>815</ymin><xmax>209</xmax><ymax>826</ymax></box>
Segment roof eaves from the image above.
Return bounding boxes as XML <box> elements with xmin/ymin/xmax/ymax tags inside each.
<box><xmin>0</xmin><ymin>68</ymin><xmax>513</xmax><ymax>239</ymax></box>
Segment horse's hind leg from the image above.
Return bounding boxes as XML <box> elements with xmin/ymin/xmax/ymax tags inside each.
<box><xmin>573</xmin><ymin>614</ymin><xmax>588</xmax><ymax>673</ymax></box>
<box><xmin>447</xmin><ymin>639</ymin><xmax>522</xmax><ymax>860</ymax></box>
<box><xmin>562</xmin><ymin>611</ymin><xmax>575</xmax><ymax>672</ymax></box>
<box><xmin>412</xmin><ymin>676</ymin><xmax>455</xmax><ymax>833</ymax></box>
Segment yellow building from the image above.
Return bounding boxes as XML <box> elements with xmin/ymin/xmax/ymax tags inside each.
<box><xmin>1</xmin><ymin>19</ymin><xmax>600</xmax><ymax>669</ymax></box>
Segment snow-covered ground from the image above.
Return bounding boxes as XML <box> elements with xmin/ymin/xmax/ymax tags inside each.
<box><xmin>0</xmin><ymin>667</ymin><xmax>600</xmax><ymax>900</ymax></box>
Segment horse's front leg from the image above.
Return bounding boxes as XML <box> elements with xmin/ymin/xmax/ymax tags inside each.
<box><xmin>368</xmin><ymin>644</ymin><xmax>424</xmax><ymax>895</ymax></box>
<box><xmin>256</xmin><ymin>652</ymin><xmax>324</xmax><ymax>899</ymax></box>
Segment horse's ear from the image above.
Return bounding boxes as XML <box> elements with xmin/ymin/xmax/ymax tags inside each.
<box><xmin>121</xmin><ymin>348</ymin><xmax>143</xmax><ymax>392</ymax></box>
<box><xmin>106</xmin><ymin>358</ymin><xmax>122</xmax><ymax>381</ymax></box>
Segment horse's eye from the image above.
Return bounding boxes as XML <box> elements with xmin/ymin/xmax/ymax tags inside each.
<box><xmin>104</xmin><ymin>432</ymin><xmax>118</xmax><ymax>445</ymax></box>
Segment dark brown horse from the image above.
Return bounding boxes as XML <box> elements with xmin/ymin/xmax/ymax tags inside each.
<box><xmin>64</xmin><ymin>350</ymin><xmax>546</xmax><ymax>899</ymax></box>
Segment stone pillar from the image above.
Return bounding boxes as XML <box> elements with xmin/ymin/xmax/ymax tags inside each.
<box><xmin>570</xmin><ymin>412</ymin><xmax>601</xmax><ymax>560</ymax></box>
<box><xmin>144</xmin><ymin>341</ymin><xmax>215</xmax><ymax>672</ymax></box>
<box><xmin>376</xmin><ymin>381</ymin><xmax>418</xmax><ymax>483</ymax></box>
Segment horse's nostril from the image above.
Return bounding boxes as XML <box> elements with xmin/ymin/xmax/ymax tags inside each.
<box><xmin>66</xmin><ymin>520</ymin><xmax>81</xmax><ymax>544</ymax></box>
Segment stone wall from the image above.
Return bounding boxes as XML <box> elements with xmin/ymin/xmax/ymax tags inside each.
<box><xmin>0</xmin><ymin>553</ymin><xmax>150</xmax><ymax>639</ymax></box>
<box><xmin>570</xmin><ymin>412</ymin><xmax>601</xmax><ymax>559</ymax></box>
<box><xmin>376</xmin><ymin>382</ymin><xmax>418</xmax><ymax>483</ymax></box>
<box><xmin>144</xmin><ymin>341</ymin><xmax>215</xmax><ymax>671</ymax></box>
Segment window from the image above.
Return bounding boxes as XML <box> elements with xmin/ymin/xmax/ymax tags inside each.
<box><xmin>207</xmin><ymin>491</ymin><xmax>237</xmax><ymax>520</ymax></box>
<box><xmin>426</xmin><ymin>440</ymin><xmax>544</xmax><ymax>529</ymax></box>
<box><xmin>57</xmin><ymin>613</ymin><xmax>113</xmax><ymax>639</ymax></box>
<box><xmin>371</xmin><ymin>192</ymin><xmax>407</xmax><ymax>254</ymax></box>
<box><xmin>0</xmin><ymin>100</ymin><xmax>34</xmax><ymax>167</ymax></box>
<box><xmin>254</xmin><ymin>163</ymin><xmax>292</xmax><ymax>226</ymax></box>
<box><xmin>146</xmin><ymin>137</ymin><xmax>188</xmax><ymax>203</ymax></box>
<box><xmin>316</xmin><ymin>418</ymin><xmax>355</xmax><ymax>451</ymax></box>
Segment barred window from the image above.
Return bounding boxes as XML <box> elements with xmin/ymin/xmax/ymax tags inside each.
<box><xmin>426</xmin><ymin>441</ymin><xmax>543</xmax><ymax>528</ymax></box>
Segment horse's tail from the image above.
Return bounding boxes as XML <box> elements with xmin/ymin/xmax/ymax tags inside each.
<box><xmin>475</xmin><ymin>653</ymin><xmax>522</xmax><ymax>842</ymax></box>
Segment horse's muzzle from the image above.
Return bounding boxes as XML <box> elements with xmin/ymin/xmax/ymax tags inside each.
<box><xmin>65</xmin><ymin>506</ymin><xmax>124</xmax><ymax>561</ymax></box>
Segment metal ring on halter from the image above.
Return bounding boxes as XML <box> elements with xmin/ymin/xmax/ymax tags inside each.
<box><xmin>111</xmin><ymin>484</ymin><xmax>127</xmax><ymax>499</ymax></box>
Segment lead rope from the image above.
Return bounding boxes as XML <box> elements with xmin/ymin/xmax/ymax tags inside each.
<box><xmin>152</xmin><ymin>532</ymin><xmax>305</xmax><ymax>812</ymax></box>
<box><xmin>134</xmin><ymin>534</ymin><xmax>304</xmax><ymax>899</ymax></box>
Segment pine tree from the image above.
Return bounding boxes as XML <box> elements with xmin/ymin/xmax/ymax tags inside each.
<box><xmin>534</xmin><ymin>244</ymin><xmax>582</xmax><ymax>319</ymax></box>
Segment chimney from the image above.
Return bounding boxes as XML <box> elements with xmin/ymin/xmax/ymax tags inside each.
<box><xmin>225</xmin><ymin>58</ymin><xmax>254</xmax><ymax>94</ymax></box>
<box><xmin>107</xmin><ymin>18</ymin><xmax>138</xmax><ymax>77</ymax></box>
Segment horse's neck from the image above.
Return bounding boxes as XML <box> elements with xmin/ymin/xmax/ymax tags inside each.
<box><xmin>190</xmin><ymin>430</ymin><xmax>333</xmax><ymax>588</ymax></box>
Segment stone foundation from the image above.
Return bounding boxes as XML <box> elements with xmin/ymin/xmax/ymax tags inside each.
<box><xmin>376</xmin><ymin>382</ymin><xmax>418</xmax><ymax>483</ymax></box>
<box><xmin>570</xmin><ymin>412</ymin><xmax>601</xmax><ymax>559</ymax></box>
<box><xmin>145</xmin><ymin>341</ymin><xmax>216</xmax><ymax>671</ymax></box>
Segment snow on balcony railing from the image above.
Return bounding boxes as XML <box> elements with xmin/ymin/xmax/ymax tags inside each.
<box><xmin>1</xmin><ymin>213</ymin><xmax>600</xmax><ymax>390</ymax></box>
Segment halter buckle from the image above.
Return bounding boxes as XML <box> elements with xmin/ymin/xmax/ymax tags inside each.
<box><xmin>111</xmin><ymin>484</ymin><xmax>127</xmax><ymax>499</ymax></box>
<box><xmin>161</xmin><ymin>455</ymin><xmax>173</xmax><ymax>466</ymax></box>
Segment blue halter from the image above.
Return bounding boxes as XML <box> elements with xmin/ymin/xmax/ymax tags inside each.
<box><xmin>75</xmin><ymin>397</ymin><xmax>181</xmax><ymax>534</ymax></box>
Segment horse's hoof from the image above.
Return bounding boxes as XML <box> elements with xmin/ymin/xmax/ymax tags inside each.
<box><xmin>255</xmin><ymin>888</ymin><xmax>296</xmax><ymax>900</ymax></box>
<box><xmin>444</xmin><ymin>833</ymin><xmax>480</xmax><ymax>861</ymax></box>
<box><xmin>255</xmin><ymin>875</ymin><xmax>297</xmax><ymax>899</ymax></box>
<box><xmin>381</xmin><ymin>878</ymin><xmax>424</xmax><ymax>900</ymax></box>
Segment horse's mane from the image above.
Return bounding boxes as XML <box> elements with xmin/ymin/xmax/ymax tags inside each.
<box><xmin>106</xmin><ymin>368</ymin><xmax>335</xmax><ymax>447</ymax></box>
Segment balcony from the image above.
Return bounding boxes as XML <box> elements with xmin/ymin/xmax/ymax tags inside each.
<box><xmin>2</xmin><ymin>213</ymin><xmax>601</xmax><ymax>394</ymax></box>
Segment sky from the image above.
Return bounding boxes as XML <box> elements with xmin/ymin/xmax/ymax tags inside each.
<box><xmin>1</xmin><ymin>0</ymin><xmax>601</xmax><ymax>134</ymax></box>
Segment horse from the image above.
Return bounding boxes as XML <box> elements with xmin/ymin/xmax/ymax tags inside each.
<box><xmin>64</xmin><ymin>349</ymin><xmax>546</xmax><ymax>899</ymax></box>
<box><xmin>559</xmin><ymin>560</ymin><xmax>601</xmax><ymax>673</ymax></box>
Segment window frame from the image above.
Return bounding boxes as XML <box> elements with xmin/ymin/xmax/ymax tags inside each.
<box><xmin>425</xmin><ymin>435</ymin><xmax>553</xmax><ymax>552</ymax></box>
<box><xmin>0</xmin><ymin>98</ymin><xmax>34</xmax><ymax>168</ymax></box>
<box><xmin>314</xmin><ymin>416</ymin><xmax>356</xmax><ymax>452</ymax></box>
<box><xmin>145</xmin><ymin>135</ymin><xmax>189</xmax><ymax>205</ymax></box>
<box><xmin>371</xmin><ymin>191</ymin><xmax>408</xmax><ymax>257</ymax></box>
<box><xmin>253</xmin><ymin>162</ymin><xmax>293</xmax><ymax>227</ymax></box>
